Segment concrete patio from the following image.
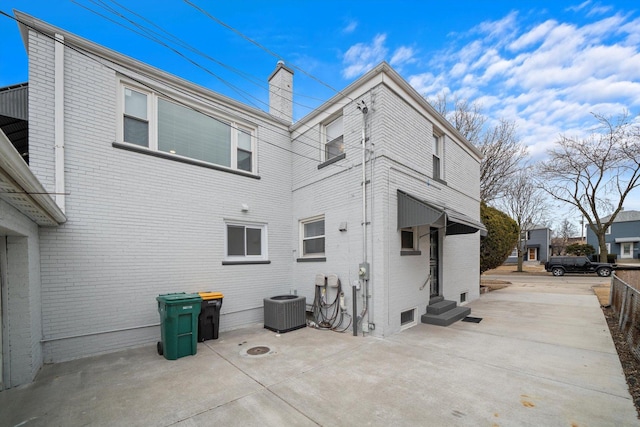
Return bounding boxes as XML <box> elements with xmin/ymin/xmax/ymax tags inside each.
<box><xmin>1</xmin><ymin>274</ymin><xmax>637</xmax><ymax>426</ymax></box>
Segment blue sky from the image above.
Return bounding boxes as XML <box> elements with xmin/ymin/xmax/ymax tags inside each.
<box><xmin>1</xmin><ymin>0</ymin><xmax>639</xmax><ymax>217</ymax></box>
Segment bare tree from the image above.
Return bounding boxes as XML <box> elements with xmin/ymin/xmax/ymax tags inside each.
<box><xmin>499</xmin><ymin>167</ymin><xmax>549</xmax><ymax>272</ymax></box>
<box><xmin>430</xmin><ymin>94</ymin><xmax>527</xmax><ymax>202</ymax></box>
<box><xmin>552</xmin><ymin>219</ymin><xmax>578</xmax><ymax>255</ymax></box>
<box><xmin>538</xmin><ymin>112</ymin><xmax>640</xmax><ymax>262</ymax></box>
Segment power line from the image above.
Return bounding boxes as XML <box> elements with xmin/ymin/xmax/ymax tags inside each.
<box><xmin>68</xmin><ymin>0</ymin><xmax>355</xmax><ymax>154</ymax></box>
<box><xmin>183</xmin><ymin>0</ymin><xmax>355</xmax><ymax>104</ymax></box>
<box><xmin>1</xmin><ymin>10</ymin><xmax>346</xmax><ymax>168</ymax></box>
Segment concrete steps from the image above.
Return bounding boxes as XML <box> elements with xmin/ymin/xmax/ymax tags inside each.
<box><xmin>421</xmin><ymin>299</ymin><xmax>470</xmax><ymax>326</ymax></box>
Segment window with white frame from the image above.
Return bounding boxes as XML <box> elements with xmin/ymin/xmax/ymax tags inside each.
<box><xmin>324</xmin><ymin>116</ymin><xmax>344</xmax><ymax>161</ymax></box>
<box><xmin>605</xmin><ymin>225</ymin><xmax>611</xmax><ymax>235</ymax></box>
<box><xmin>123</xmin><ymin>88</ymin><xmax>149</xmax><ymax>147</ymax></box>
<box><xmin>301</xmin><ymin>216</ymin><xmax>325</xmax><ymax>257</ymax></box>
<box><xmin>433</xmin><ymin>134</ymin><xmax>443</xmax><ymax>180</ymax></box>
<box><xmin>225</xmin><ymin>222</ymin><xmax>267</xmax><ymax>261</ymax></box>
<box><xmin>120</xmin><ymin>82</ymin><xmax>256</xmax><ymax>173</ymax></box>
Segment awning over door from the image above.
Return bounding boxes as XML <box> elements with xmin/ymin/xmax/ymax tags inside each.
<box><xmin>397</xmin><ymin>190</ymin><xmax>444</xmax><ymax>229</ymax></box>
<box><xmin>445</xmin><ymin>208</ymin><xmax>488</xmax><ymax>236</ymax></box>
<box><xmin>397</xmin><ymin>190</ymin><xmax>487</xmax><ymax>236</ymax></box>
<box><xmin>615</xmin><ymin>237</ymin><xmax>640</xmax><ymax>243</ymax></box>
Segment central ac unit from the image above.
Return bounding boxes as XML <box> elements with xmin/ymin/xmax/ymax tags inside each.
<box><xmin>264</xmin><ymin>295</ymin><xmax>306</xmax><ymax>333</ymax></box>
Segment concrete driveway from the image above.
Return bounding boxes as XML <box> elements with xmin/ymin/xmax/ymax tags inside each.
<box><xmin>1</xmin><ymin>274</ymin><xmax>638</xmax><ymax>426</ymax></box>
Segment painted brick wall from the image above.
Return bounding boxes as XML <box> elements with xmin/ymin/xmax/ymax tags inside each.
<box><xmin>29</xmin><ymin>32</ymin><xmax>294</xmax><ymax>362</ymax></box>
<box><xmin>291</xmin><ymin>82</ymin><xmax>482</xmax><ymax>337</ymax></box>
<box><xmin>28</xmin><ymin>31</ymin><xmax>56</xmax><ymax>193</ymax></box>
<box><xmin>0</xmin><ymin>199</ymin><xmax>42</xmax><ymax>387</ymax></box>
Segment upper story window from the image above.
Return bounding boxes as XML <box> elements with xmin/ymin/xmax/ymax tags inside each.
<box><xmin>433</xmin><ymin>134</ymin><xmax>442</xmax><ymax>180</ymax></box>
<box><xmin>124</xmin><ymin>88</ymin><xmax>149</xmax><ymax>147</ymax></box>
<box><xmin>324</xmin><ymin>116</ymin><xmax>344</xmax><ymax>161</ymax></box>
<box><xmin>605</xmin><ymin>225</ymin><xmax>611</xmax><ymax>235</ymax></box>
<box><xmin>301</xmin><ymin>216</ymin><xmax>325</xmax><ymax>257</ymax></box>
<box><xmin>120</xmin><ymin>82</ymin><xmax>256</xmax><ymax>173</ymax></box>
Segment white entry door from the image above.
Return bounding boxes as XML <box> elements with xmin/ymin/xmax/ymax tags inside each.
<box><xmin>621</xmin><ymin>242</ymin><xmax>634</xmax><ymax>259</ymax></box>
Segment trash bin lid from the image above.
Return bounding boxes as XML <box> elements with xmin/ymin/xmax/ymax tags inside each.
<box><xmin>157</xmin><ymin>292</ymin><xmax>202</xmax><ymax>304</ymax></box>
<box><xmin>199</xmin><ymin>292</ymin><xmax>224</xmax><ymax>300</ymax></box>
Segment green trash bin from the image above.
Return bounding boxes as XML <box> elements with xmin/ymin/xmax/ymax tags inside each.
<box><xmin>156</xmin><ymin>293</ymin><xmax>202</xmax><ymax>360</ymax></box>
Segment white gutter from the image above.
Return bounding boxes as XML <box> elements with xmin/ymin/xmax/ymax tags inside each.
<box><xmin>0</xmin><ymin>131</ymin><xmax>66</xmax><ymax>225</ymax></box>
<box><xmin>54</xmin><ymin>33</ymin><xmax>65</xmax><ymax>213</ymax></box>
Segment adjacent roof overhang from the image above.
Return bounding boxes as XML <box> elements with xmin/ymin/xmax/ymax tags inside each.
<box><xmin>397</xmin><ymin>190</ymin><xmax>486</xmax><ymax>236</ymax></box>
<box><xmin>0</xmin><ymin>130</ymin><xmax>66</xmax><ymax>226</ymax></box>
<box><xmin>615</xmin><ymin>237</ymin><xmax>640</xmax><ymax>243</ymax></box>
<box><xmin>445</xmin><ymin>208</ymin><xmax>488</xmax><ymax>236</ymax></box>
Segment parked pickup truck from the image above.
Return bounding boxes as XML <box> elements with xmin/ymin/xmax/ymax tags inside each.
<box><xmin>545</xmin><ymin>256</ymin><xmax>616</xmax><ymax>277</ymax></box>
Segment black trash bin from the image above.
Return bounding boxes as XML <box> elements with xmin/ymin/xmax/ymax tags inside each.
<box><xmin>198</xmin><ymin>292</ymin><xmax>224</xmax><ymax>341</ymax></box>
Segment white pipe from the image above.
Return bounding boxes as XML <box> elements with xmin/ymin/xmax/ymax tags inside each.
<box><xmin>359</xmin><ymin>102</ymin><xmax>369</xmax><ymax>328</ymax></box>
<box><xmin>54</xmin><ymin>33</ymin><xmax>66</xmax><ymax>213</ymax></box>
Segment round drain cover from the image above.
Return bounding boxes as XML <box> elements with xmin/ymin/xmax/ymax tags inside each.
<box><xmin>246</xmin><ymin>346</ymin><xmax>270</xmax><ymax>355</ymax></box>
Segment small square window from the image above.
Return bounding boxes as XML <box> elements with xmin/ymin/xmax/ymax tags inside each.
<box><xmin>400</xmin><ymin>308</ymin><xmax>417</xmax><ymax>330</ymax></box>
<box><xmin>401</xmin><ymin>228</ymin><xmax>416</xmax><ymax>250</ymax></box>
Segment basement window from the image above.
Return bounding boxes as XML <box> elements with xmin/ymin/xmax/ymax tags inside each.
<box><xmin>400</xmin><ymin>308</ymin><xmax>417</xmax><ymax>330</ymax></box>
<box><xmin>460</xmin><ymin>292</ymin><xmax>468</xmax><ymax>303</ymax></box>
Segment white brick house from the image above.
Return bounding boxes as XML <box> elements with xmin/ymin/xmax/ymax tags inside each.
<box><xmin>0</xmin><ymin>12</ymin><xmax>484</xmax><ymax>388</ymax></box>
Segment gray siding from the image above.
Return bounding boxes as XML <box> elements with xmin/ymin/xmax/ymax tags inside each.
<box><xmin>587</xmin><ymin>220</ymin><xmax>640</xmax><ymax>259</ymax></box>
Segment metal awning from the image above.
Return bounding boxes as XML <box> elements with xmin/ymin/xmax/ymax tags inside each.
<box><xmin>445</xmin><ymin>209</ymin><xmax>488</xmax><ymax>236</ymax></box>
<box><xmin>397</xmin><ymin>190</ymin><xmax>444</xmax><ymax>229</ymax></box>
<box><xmin>397</xmin><ymin>190</ymin><xmax>486</xmax><ymax>236</ymax></box>
<box><xmin>615</xmin><ymin>237</ymin><xmax>640</xmax><ymax>243</ymax></box>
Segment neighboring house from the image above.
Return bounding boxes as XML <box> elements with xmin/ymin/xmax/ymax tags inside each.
<box><xmin>550</xmin><ymin>236</ymin><xmax>584</xmax><ymax>256</ymax></box>
<box><xmin>505</xmin><ymin>227</ymin><xmax>551</xmax><ymax>263</ymax></box>
<box><xmin>586</xmin><ymin>210</ymin><xmax>640</xmax><ymax>261</ymax></box>
<box><xmin>0</xmin><ymin>12</ymin><xmax>484</xmax><ymax>389</ymax></box>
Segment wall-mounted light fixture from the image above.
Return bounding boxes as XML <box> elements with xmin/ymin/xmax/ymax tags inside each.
<box><xmin>339</xmin><ymin>222</ymin><xmax>347</xmax><ymax>232</ymax></box>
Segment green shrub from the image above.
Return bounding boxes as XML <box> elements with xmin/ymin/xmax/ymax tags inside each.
<box><xmin>480</xmin><ymin>202</ymin><xmax>519</xmax><ymax>274</ymax></box>
<box><xmin>566</xmin><ymin>243</ymin><xmax>595</xmax><ymax>256</ymax></box>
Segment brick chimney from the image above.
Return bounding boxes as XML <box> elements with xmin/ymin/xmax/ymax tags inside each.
<box><xmin>268</xmin><ymin>60</ymin><xmax>294</xmax><ymax>123</ymax></box>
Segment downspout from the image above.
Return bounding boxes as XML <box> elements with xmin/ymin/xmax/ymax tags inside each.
<box><xmin>54</xmin><ymin>33</ymin><xmax>66</xmax><ymax>213</ymax></box>
<box><xmin>357</xmin><ymin>101</ymin><xmax>369</xmax><ymax>335</ymax></box>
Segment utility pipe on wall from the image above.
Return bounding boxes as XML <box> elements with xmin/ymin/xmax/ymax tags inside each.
<box><xmin>357</xmin><ymin>100</ymin><xmax>369</xmax><ymax>335</ymax></box>
<box><xmin>54</xmin><ymin>33</ymin><xmax>66</xmax><ymax>213</ymax></box>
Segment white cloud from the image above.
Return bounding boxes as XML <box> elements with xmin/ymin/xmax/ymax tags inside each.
<box><xmin>390</xmin><ymin>46</ymin><xmax>416</xmax><ymax>68</ymax></box>
<box><xmin>405</xmin><ymin>5</ymin><xmax>640</xmax><ymax>171</ymax></box>
<box><xmin>343</xmin><ymin>20</ymin><xmax>358</xmax><ymax>34</ymax></box>
<box><xmin>509</xmin><ymin>20</ymin><xmax>557</xmax><ymax>51</ymax></box>
<box><xmin>408</xmin><ymin>73</ymin><xmax>448</xmax><ymax>96</ymax></box>
<box><xmin>342</xmin><ymin>34</ymin><xmax>388</xmax><ymax>78</ymax></box>
<box><xmin>565</xmin><ymin>1</ymin><xmax>591</xmax><ymax>13</ymax></box>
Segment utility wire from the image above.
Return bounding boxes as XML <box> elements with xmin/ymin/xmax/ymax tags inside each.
<box><xmin>69</xmin><ymin>0</ymin><xmax>355</xmax><ymax>156</ymax></box>
<box><xmin>184</xmin><ymin>0</ymin><xmax>355</xmax><ymax>103</ymax></box>
<box><xmin>1</xmin><ymin>10</ymin><xmax>342</xmax><ymax>167</ymax></box>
